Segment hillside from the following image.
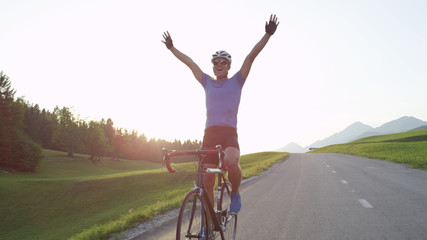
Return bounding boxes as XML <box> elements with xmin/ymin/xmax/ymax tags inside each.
<box><xmin>311</xmin><ymin>129</ymin><xmax>427</xmax><ymax>169</ymax></box>
<box><xmin>277</xmin><ymin>116</ymin><xmax>427</xmax><ymax>152</ymax></box>
<box><xmin>351</xmin><ymin>128</ymin><xmax>427</xmax><ymax>144</ymax></box>
<box><xmin>356</xmin><ymin>116</ymin><xmax>427</xmax><ymax>140</ymax></box>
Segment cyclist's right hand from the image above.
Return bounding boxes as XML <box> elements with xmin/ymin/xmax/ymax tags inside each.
<box><xmin>162</xmin><ymin>31</ymin><xmax>174</xmax><ymax>49</ymax></box>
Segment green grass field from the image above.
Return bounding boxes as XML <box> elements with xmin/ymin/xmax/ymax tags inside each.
<box><xmin>0</xmin><ymin>149</ymin><xmax>288</xmax><ymax>240</ymax></box>
<box><xmin>311</xmin><ymin>129</ymin><xmax>427</xmax><ymax>169</ymax></box>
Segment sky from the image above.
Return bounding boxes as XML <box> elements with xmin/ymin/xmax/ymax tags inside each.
<box><xmin>1</xmin><ymin>0</ymin><xmax>427</xmax><ymax>154</ymax></box>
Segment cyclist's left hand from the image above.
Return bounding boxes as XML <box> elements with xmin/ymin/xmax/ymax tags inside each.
<box><xmin>162</xmin><ymin>31</ymin><xmax>174</xmax><ymax>49</ymax></box>
<box><xmin>265</xmin><ymin>14</ymin><xmax>279</xmax><ymax>35</ymax></box>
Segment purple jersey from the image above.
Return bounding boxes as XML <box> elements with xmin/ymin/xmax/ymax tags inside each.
<box><xmin>200</xmin><ymin>71</ymin><xmax>246</xmax><ymax>129</ymax></box>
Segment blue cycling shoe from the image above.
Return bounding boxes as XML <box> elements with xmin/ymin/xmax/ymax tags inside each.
<box><xmin>230</xmin><ymin>192</ymin><xmax>241</xmax><ymax>214</ymax></box>
<box><xmin>200</xmin><ymin>227</ymin><xmax>206</xmax><ymax>240</ymax></box>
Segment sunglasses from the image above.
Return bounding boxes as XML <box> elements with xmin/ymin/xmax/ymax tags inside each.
<box><xmin>213</xmin><ymin>59</ymin><xmax>229</xmax><ymax>66</ymax></box>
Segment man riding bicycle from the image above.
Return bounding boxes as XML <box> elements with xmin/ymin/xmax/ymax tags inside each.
<box><xmin>162</xmin><ymin>14</ymin><xmax>279</xmax><ymax>216</ymax></box>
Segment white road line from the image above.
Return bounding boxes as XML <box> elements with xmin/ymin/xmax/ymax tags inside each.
<box><xmin>332</xmin><ymin>170</ymin><xmax>336</xmax><ymax>173</ymax></box>
<box><xmin>358</xmin><ymin>199</ymin><xmax>374</xmax><ymax>208</ymax></box>
<box><xmin>341</xmin><ymin>180</ymin><xmax>348</xmax><ymax>184</ymax></box>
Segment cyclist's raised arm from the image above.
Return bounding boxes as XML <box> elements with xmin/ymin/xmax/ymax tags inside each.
<box><xmin>162</xmin><ymin>31</ymin><xmax>203</xmax><ymax>83</ymax></box>
<box><xmin>240</xmin><ymin>14</ymin><xmax>279</xmax><ymax>80</ymax></box>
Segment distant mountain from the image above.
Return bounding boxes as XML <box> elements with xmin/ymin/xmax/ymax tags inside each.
<box><xmin>411</xmin><ymin>125</ymin><xmax>427</xmax><ymax>131</ymax></box>
<box><xmin>308</xmin><ymin>121</ymin><xmax>374</xmax><ymax>149</ymax></box>
<box><xmin>374</xmin><ymin>116</ymin><xmax>427</xmax><ymax>134</ymax></box>
<box><xmin>355</xmin><ymin>131</ymin><xmax>381</xmax><ymax>139</ymax></box>
<box><xmin>276</xmin><ymin>116</ymin><xmax>427</xmax><ymax>152</ymax></box>
<box><xmin>354</xmin><ymin>116</ymin><xmax>427</xmax><ymax>140</ymax></box>
<box><xmin>275</xmin><ymin>142</ymin><xmax>306</xmax><ymax>153</ymax></box>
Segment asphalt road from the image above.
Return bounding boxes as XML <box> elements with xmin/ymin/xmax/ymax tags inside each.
<box><xmin>129</xmin><ymin>153</ymin><xmax>427</xmax><ymax>240</ymax></box>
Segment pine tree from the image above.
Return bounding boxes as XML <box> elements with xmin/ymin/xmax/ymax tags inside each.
<box><xmin>0</xmin><ymin>71</ymin><xmax>42</xmax><ymax>171</ymax></box>
<box><xmin>0</xmin><ymin>71</ymin><xmax>17</xmax><ymax>164</ymax></box>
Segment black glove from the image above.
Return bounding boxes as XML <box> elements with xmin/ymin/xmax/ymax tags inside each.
<box><xmin>265</xmin><ymin>14</ymin><xmax>279</xmax><ymax>35</ymax></box>
<box><xmin>162</xmin><ymin>31</ymin><xmax>173</xmax><ymax>49</ymax></box>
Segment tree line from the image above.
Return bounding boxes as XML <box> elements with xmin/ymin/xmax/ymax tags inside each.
<box><xmin>0</xmin><ymin>71</ymin><xmax>201</xmax><ymax>172</ymax></box>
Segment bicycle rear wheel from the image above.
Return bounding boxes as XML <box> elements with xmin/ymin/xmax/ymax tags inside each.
<box><xmin>219</xmin><ymin>181</ymin><xmax>237</xmax><ymax>240</ymax></box>
<box><xmin>177</xmin><ymin>189</ymin><xmax>208</xmax><ymax>240</ymax></box>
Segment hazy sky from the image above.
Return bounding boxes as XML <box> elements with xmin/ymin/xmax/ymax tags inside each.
<box><xmin>1</xmin><ymin>0</ymin><xmax>426</xmax><ymax>154</ymax></box>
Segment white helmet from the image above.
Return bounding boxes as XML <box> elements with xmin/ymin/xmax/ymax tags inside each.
<box><xmin>211</xmin><ymin>50</ymin><xmax>232</xmax><ymax>64</ymax></box>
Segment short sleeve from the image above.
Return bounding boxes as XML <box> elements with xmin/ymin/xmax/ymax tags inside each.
<box><xmin>200</xmin><ymin>73</ymin><xmax>210</xmax><ymax>88</ymax></box>
<box><xmin>235</xmin><ymin>71</ymin><xmax>246</xmax><ymax>88</ymax></box>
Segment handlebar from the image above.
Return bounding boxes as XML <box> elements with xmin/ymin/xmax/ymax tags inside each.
<box><xmin>162</xmin><ymin>145</ymin><xmax>226</xmax><ymax>173</ymax></box>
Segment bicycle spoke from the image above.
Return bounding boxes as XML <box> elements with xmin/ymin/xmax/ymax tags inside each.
<box><xmin>177</xmin><ymin>190</ymin><xmax>207</xmax><ymax>240</ymax></box>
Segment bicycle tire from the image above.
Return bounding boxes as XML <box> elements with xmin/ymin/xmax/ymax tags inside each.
<box><xmin>219</xmin><ymin>181</ymin><xmax>237</xmax><ymax>240</ymax></box>
<box><xmin>177</xmin><ymin>189</ymin><xmax>209</xmax><ymax>240</ymax></box>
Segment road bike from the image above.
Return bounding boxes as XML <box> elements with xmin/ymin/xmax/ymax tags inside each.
<box><xmin>162</xmin><ymin>145</ymin><xmax>237</xmax><ymax>240</ymax></box>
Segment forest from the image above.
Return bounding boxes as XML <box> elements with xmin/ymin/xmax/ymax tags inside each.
<box><xmin>0</xmin><ymin>71</ymin><xmax>201</xmax><ymax>172</ymax></box>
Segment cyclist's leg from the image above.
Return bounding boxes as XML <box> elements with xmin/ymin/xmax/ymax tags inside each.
<box><xmin>201</xmin><ymin>127</ymin><xmax>220</xmax><ymax>208</ymax></box>
<box><xmin>202</xmin><ymin>163</ymin><xmax>217</xmax><ymax>207</ymax></box>
<box><xmin>224</xmin><ymin>147</ymin><xmax>242</xmax><ymax>214</ymax></box>
<box><xmin>219</xmin><ymin>180</ymin><xmax>237</xmax><ymax>240</ymax></box>
<box><xmin>201</xmin><ymin>163</ymin><xmax>217</xmax><ymax>238</ymax></box>
<box><xmin>224</xmin><ymin>147</ymin><xmax>242</xmax><ymax>193</ymax></box>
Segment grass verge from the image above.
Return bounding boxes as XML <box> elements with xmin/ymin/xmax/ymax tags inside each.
<box><xmin>311</xmin><ymin>129</ymin><xmax>427</xmax><ymax>169</ymax></box>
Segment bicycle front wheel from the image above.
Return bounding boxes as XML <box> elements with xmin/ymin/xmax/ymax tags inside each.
<box><xmin>219</xmin><ymin>181</ymin><xmax>237</xmax><ymax>240</ymax></box>
<box><xmin>177</xmin><ymin>189</ymin><xmax>208</xmax><ymax>240</ymax></box>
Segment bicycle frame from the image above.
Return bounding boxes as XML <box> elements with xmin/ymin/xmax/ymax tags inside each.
<box><xmin>201</xmin><ymin>164</ymin><xmax>231</xmax><ymax>233</ymax></box>
<box><xmin>162</xmin><ymin>145</ymin><xmax>232</xmax><ymax>240</ymax></box>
